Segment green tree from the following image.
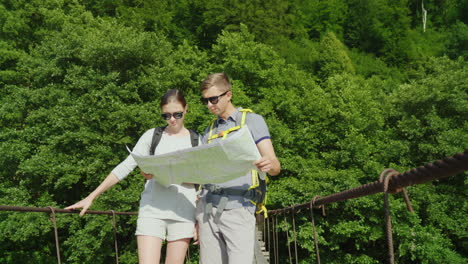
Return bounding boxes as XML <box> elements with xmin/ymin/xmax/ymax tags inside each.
<box><xmin>0</xmin><ymin>3</ymin><xmax>208</xmax><ymax>263</ymax></box>
<box><xmin>317</xmin><ymin>31</ymin><xmax>355</xmax><ymax>79</ymax></box>
<box><xmin>344</xmin><ymin>0</ymin><xmax>412</xmax><ymax>66</ymax></box>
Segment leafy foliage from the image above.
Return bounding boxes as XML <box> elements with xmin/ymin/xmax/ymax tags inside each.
<box><xmin>0</xmin><ymin>1</ymin><xmax>466</xmax><ymax>263</ymax></box>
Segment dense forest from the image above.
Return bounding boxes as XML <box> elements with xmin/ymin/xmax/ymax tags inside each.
<box><xmin>0</xmin><ymin>0</ymin><xmax>466</xmax><ymax>263</ymax></box>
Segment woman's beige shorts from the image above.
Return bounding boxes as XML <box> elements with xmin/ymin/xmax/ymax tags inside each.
<box><xmin>135</xmin><ymin>218</ymin><xmax>194</xmax><ymax>241</ymax></box>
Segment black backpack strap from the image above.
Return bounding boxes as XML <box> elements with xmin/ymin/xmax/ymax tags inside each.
<box><xmin>151</xmin><ymin>126</ymin><xmax>199</xmax><ymax>155</ymax></box>
<box><xmin>188</xmin><ymin>129</ymin><xmax>200</xmax><ymax>191</ymax></box>
<box><xmin>188</xmin><ymin>129</ymin><xmax>199</xmax><ymax>147</ymax></box>
<box><xmin>149</xmin><ymin>126</ymin><xmax>166</xmax><ymax>155</ymax></box>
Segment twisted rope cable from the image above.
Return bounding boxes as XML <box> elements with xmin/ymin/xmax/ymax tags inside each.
<box><xmin>267</xmin><ymin>215</ymin><xmax>271</xmax><ymax>262</ymax></box>
<box><xmin>269</xmin><ymin>150</ymin><xmax>468</xmax><ymax>215</ymax></box>
<box><xmin>0</xmin><ymin>206</ymin><xmax>136</xmax><ymax>263</ymax></box>
<box><xmin>292</xmin><ymin>206</ymin><xmax>299</xmax><ymax>264</ymax></box>
<box><xmin>274</xmin><ymin>215</ymin><xmax>279</xmax><ymax>264</ymax></box>
<box><xmin>310</xmin><ymin>196</ymin><xmax>321</xmax><ymax>264</ymax></box>
<box><xmin>110</xmin><ymin>210</ymin><xmax>119</xmax><ymax>264</ymax></box>
<box><xmin>47</xmin><ymin>206</ymin><xmax>62</xmax><ymax>264</ymax></box>
<box><xmin>0</xmin><ymin>205</ymin><xmax>138</xmax><ymax>215</ymax></box>
<box><xmin>380</xmin><ymin>169</ymin><xmax>400</xmax><ymax>264</ymax></box>
<box><xmin>284</xmin><ymin>212</ymin><xmax>293</xmax><ymax>264</ymax></box>
<box><xmin>401</xmin><ymin>188</ymin><xmax>414</xmax><ymax>213</ymax></box>
<box><xmin>271</xmin><ymin>216</ymin><xmax>276</xmax><ymax>264</ymax></box>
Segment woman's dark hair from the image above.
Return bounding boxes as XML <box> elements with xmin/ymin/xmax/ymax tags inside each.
<box><xmin>160</xmin><ymin>89</ymin><xmax>187</xmax><ymax>108</ymax></box>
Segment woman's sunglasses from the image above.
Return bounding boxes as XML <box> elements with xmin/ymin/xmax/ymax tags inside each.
<box><xmin>201</xmin><ymin>91</ymin><xmax>228</xmax><ymax>105</ymax></box>
<box><xmin>161</xmin><ymin>111</ymin><xmax>184</xmax><ymax>120</ymax></box>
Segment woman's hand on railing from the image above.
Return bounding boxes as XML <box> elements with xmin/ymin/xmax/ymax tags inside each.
<box><xmin>65</xmin><ymin>196</ymin><xmax>94</xmax><ymax>217</ymax></box>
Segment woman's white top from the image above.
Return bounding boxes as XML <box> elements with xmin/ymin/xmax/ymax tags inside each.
<box><xmin>111</xmin><ymin>128</ymin><xmax>197</xmax><ymax>223</ymax></box>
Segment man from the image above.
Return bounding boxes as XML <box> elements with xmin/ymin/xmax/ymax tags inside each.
<box><xmin>196</xmin><ymin>73</ymin><xmax>281</xmax><ymax>263</ymax></box>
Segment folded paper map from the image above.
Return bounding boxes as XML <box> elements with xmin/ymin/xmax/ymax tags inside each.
<box><xmin>128</xmin><ymin>126</ymin><xmax>262</xmax><ymax>186</ymax></box>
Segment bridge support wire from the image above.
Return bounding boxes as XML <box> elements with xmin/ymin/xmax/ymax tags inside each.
<box><xmin>274</xmin><ymin>216</ymin><xmax>279</xmax><ymax>264</ymax></box>
<box><xmin>291</xmin><ymin>206</ymin><xmax>299</xmax><ymax>264</ymax></box>
<box><xmin>271</xmin><ymin>216</ymin><xmax>276</xmax><ymax>264</ymax></box>
<box><xmin>47</xmin><ymin>206</ymin><xmax>62</xmax><ymax>264</ymax></box>
<box><xmin>267</xmin><ymin>215</ymin><xmax>271</xmax><ymax>262</ymax></box>
<box><xmin>110</xmin><ymin>210</ymin><xmax>120</xmax><ymax>264</ymax></box>
<box><xmin>310</xmin><ymin>196</ymin><xmax>322</xmax><ymax>264</ymax></box>
<box><xmin>268</xmin><ymin>150</ymin><xmax>467</xmax><ymax>263</ymax></box>
<box><xmin>284</xmin><ymin>213</ymin><xmax>293</xmax><ymax>264</ymax></box>
<box><xmin>0</xmin><ymin>206</ymin><xmax>137</xmax><ymax>264</ymax></box>
<box><xmin>380</xmin><ymin>169</ymin><xmax>398</xmax><ymax>264</ymax></box>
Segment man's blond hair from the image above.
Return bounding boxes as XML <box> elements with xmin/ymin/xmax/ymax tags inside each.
<box><xmin>200</xmin><ymin>73</ymin><xmax>232</xmax><ymax>92</ymax></box>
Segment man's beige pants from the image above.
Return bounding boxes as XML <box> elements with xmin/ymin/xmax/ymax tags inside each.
<box><xmin>196</xmin><ymin>201</ymin><xmax>256</xmax><ymax>264</ymax></box>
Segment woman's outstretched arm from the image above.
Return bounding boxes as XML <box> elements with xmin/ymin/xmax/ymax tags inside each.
<box><xmin>65</xmin><ymin>173</ymin><xmax>120</xmax><ymax>216</ymax></box>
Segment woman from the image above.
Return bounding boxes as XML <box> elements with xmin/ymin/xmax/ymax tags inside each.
<box><xmin>66</xmin><ymin>89</ymin><xmax>198</xmax><ymax>264</ymax></box>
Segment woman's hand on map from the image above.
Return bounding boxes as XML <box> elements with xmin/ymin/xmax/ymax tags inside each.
<box><xmin>141</xmin><ymin>171</ymin><xmax>154</xmax><ymax>180</ymax></box>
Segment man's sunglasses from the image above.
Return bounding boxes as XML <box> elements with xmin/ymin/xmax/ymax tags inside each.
<box><xmin>201</xmin><ymin>91</ymin><xmax>229</xmax><ymax>105</ymax></box>
<box><xmin>161</xmin><ymin>111</ymin><xmax>184</xmax><ymax>120</ymax></box>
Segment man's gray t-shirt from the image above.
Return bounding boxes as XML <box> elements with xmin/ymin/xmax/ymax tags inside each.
<box><xmin>200</xmin><ymin>107</ymin><xmax>271</xmax><ymax>212</ymax></box>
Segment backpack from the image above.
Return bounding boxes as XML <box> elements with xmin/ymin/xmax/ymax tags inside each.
<box><xmin>206</xmin><ymin>109</ymin><xmax>269</xmax><ymax>218</ymax></box>
<box><xmin>149</xmin><ymin>126</ymin><xmax>199</xmax><ymax>155</ymax></box>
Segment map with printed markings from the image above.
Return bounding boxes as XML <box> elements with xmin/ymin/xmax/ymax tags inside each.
<box><xmin>128</xmin><ymin>126</ymin><xmax>263</xmax><ymax>187</ymax></box>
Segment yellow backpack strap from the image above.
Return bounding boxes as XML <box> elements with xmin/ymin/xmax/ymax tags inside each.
<box><xmin>248</xmin><ymin>169</ymin><xmax>259</xmax><ymax>190</ymax></box>
<box><xmin>221</xmin><ymin>125</ymin><xmax>241</xmax><ymax>138</ymax></box>
<box><xmin>208</xmin><ymin>125</ymin><xmax>241</xmax><ymax>142</ymax></box>
<box><xmin>256</xmin><ymin>204</ymin><xmax>268</xmax><ymax>218</ymax></box>
<box><xmin>207</xmin><ymin>108</ymin><xmax>254</xmax><ymax>143</ymax></box>
<box><xmin>221</xmin><ymin>109</ymin><xmax>252</xmax><ymax>138</ymax></box>
<box><xmin>207</xmin><ymin>118</ymin><xmax>217</xmax><ymax>144</ymax></box>
<box><xmin>240</xmin><ymin>109</ymin><xmax>268</xmax><ymax>217</ymax></box>
<box><xmin>239</xmin><ymin>108</ymin><xmax>253</xmax><ymax>127</ymax></box>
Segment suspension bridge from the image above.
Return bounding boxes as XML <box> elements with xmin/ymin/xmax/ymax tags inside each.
<box><xmin>1</xmin><ymin>150</ymin><xmax>467</xmax><ymax>263</ymax></box>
